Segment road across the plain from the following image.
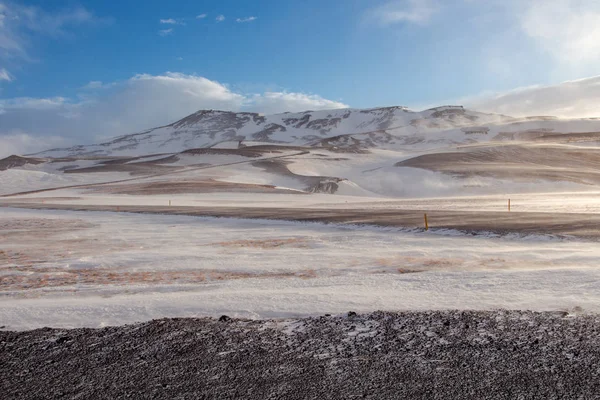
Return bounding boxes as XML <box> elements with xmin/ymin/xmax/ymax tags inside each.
<box><xmin>2</xmin><ymin>201</ymin><xmax>599</xmax><ymax>240</ymax></box>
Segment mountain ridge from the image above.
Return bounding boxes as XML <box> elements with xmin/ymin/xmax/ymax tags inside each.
<box><xmin>27</xmin><ymin>105</ymin><xmax>600</xmax><ymax>158</ymax></box>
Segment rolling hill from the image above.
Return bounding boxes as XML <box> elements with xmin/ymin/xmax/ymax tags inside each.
<box><xmin>2</xmin><ymin>105</ymin><xmax>600</xmax><ymax>198</ymax></box>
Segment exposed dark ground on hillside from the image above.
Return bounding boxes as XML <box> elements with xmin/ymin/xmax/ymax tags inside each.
<box><xmin>2</xmin><ymin>310</ymin><xmax>600</xmax><ymax>399</ymax></box>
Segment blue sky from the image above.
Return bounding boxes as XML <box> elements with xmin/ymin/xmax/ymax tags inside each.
<box><xmin>2</xmin><ymin>0</ymin><xmax>600</xmax><ymax>154</ymax></box>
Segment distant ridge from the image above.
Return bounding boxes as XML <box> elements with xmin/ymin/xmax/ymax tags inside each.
<box><xmin>31</xmin><ymin>105</ymin><xmax>523</xmax><ymax>157</ymax></box>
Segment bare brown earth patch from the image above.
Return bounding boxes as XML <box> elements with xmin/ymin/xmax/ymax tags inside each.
<box><xmin>0</xmin><ymin>214</ymin><xmax>319</xmax><ymax>294</ymax></box>
<box><xmin>86</xmin><ymin>179</ymin><xmax>303</xmax><ymax>195</ymax></box>
<box><xmin>3</xmin><ymin>197</ymin><xmax>82</xmax><ymax>203</ymax></box>
<box><xmin>214</xmin><ymin>238</ymin><xmax>310</xmax><ymax>249</ymax></box>
<box><xmin>375</xmin><ymin>256</ymin><xmax>462</xmax><ymax>272</ymax></box>
<box><xmin>0</xmin><ymin>267</ymin><xmax>318</xmax><ymax>292</ymax></box>
<box><xmin>0</xmin><ymin>239</ymin><xmax>138</xmax><ymax>272</ymax></box>
<box><xmin>396</xmin><ymin>268</ymin><xmax>424</xmax><ymax>274</ymax></box>
<box><xmin>0</xmin><ymin>217</ymin><xmax>94</xmax><ymax>233</ymax></box>
<box><xmin>181</xmin><ymin>147</ymin><xmax>279</xmax><ymax>157</ymax></box>
<box><xmin>377</xmin><ymin>256</ymin><xmax>456</xmax><ymax>268</ymax></box>
<box><xmin>0</xmin><ymin>218</ymin><xmax>139</xmax><ymax>270</ymax></box>
<box><xmin>0</xmin><ymin>155</ymin><xmax>46</xmax><ymax>171</ymax></box>
<box><xmin>373</xmin><ymin>255</ymin><xmax>525</xmax><ymax>273</ymax></box>
<box><xmin>371</xmin><ymin>267</ymin><xmax>424</xmax><ymax>275</ymax></box>
<box><xmin>396</xmin><ymin>144</ymin><xmax>600</xmax><ymax>184</ymax></box>
<box><xmin>63</xmin><ymin>163</ymin><xmax>183</xmax><ymax>175</ymax></box>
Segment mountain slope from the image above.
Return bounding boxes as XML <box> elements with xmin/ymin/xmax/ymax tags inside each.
<box><xmin>6</xmin><ymin>104</ymin><xmax>600</xmax><ymax>199</ymax></box>
<box><xmin>32</xmin><ymin>106</ymin><xmax>522</xmax><ymax>157</ymax></box>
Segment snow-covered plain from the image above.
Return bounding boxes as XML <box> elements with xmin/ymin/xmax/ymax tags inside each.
<box><xmin>1</xmin><ymin>208</ymin><xmax>599</xmax><ymax>330</ymax></box>
<box><xmin>0</xmin><ymin>167</ymin><xmax>123</xmax><ymax>196</ymax></box>
<box><xmin>6</xmin><ymin>186</ymin><xmax>600</xmax><ymax>215</ymax></box>
<box><xmin>4</xmin><ymin>105</ymin><xmax>600</xmax><ymax>331</ymax></box>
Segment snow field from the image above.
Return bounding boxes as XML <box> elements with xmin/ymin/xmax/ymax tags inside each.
<box><xmin>1</xmin><ymin>208</ymin><xmax>600</xmax><ymax>330</ymax></box>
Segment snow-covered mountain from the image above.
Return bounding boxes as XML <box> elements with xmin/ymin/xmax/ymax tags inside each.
<box><xmin>4</xmin><ymin>104</ymin><xmax>600</xmax><ymax>198</ymax></box>
<box><xmin>30</xmin><ymin>105</ymin><xmax>600</xmax><ymax>158</ymax></box>
<box><xmin>31</xmin><ymin>105</ymin><xmax>521</xmax><ymax>157</ymax></box>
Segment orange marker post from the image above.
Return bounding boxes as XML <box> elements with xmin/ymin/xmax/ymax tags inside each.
<box><xmin>424</xmin><ymin>213</ymin><xmax>429</xmax><ymax>231</ymax></box>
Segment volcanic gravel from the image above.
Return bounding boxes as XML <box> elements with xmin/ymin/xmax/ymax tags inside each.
<box><xmin>2</xmin><ymin>310</ymin><xmax>600</xmax><ymax>399</ymax></box>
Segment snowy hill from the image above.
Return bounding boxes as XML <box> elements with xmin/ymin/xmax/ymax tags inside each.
<box><xmin>32</xmin><ymin>105</ymin><xmax>521</xmax><ymax>157</ymax></box>
<box><xmin>4</xmin><ymin>104</ymin><xmax>600</xmax><ymax>199</ymax></box>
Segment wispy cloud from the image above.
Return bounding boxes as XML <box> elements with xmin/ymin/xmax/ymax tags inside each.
<box><xmin>458</xmin><ymin>0</ymin><xmax>600</xmax><ymax>79</ymax></box>
<box><xmin>462</xmin><ymin>75</ymin><xmax>600</xmax><ymax>118</ymax></box>
<box><xmin>83</xmin><ymin>80</ymin><xmax>103</xmax><ymax>89</ymax></box>
<box><xmin>158</xmin><ymin>28</ymin><xmax>173</xmax><ymax>37</ymax></box>
<box><xmin>0</xmin><ymin>132</ymin><xmax>68</xmax><ymax>158</ymax></box>
<box><xmin>81</xmin><ymin>80</ymin><xmax>115</xmax><ymax>90</ymax></box>
<box><xmin>0</xmin><ymin>2</ymin><xmax>107</xmax><ymax>75</ymax></box>
<box><xmin>518</xmin><ymin>0</ymin><xmax>600</xmax><ymax>69</ymax></box>
<box><xmin>215</xmin><ymin>15</ymin><xmax>225</xmax><ymax>22</ymax></box>
<box><xmin>176</xmin><ymin>56</ymin><xmax>183</xmax><ymax>61</ymax></box>
<box><xmin>0</xmin><ymin>96</ymin><xmax>67</xmax><ymax>111</ymax></box>
<box><xmin>0</xmin><ymin>72</ymin><xmax>349</xmax><ymax>156</ymax></box>
<box><xmin>0</xmin><ymin>68</ymin><xmax>12</xmax><ymax>82</ymax></box>
<box><xmin>236</xmin><ymin>16</ymin><xmax>257</xmax><ymax>23</ymax></box>
<box><xmin>196</xmin><ymin>14</ymin><xmax>207</xmax><ymax>19</ymax></box>
<box><xmin>368</xmin><ymin>0</ymin><xmax>440</xmax><ymax>26</ymax></box>
<box><xmin>159</xmin><ymin>18</ymin><xmax>185</xmax><ymax>26</ymax></box>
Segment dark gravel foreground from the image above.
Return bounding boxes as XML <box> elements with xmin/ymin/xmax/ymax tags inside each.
<box><xmin>2</xmin><ymin>311</ymin><xmax>600</xmax><ymax>399</ymax></box>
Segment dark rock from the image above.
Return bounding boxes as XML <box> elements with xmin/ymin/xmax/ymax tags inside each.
<box><xmin>55</xmin><ymin>336</ymin><xmax>71</xmax><ymax>345</ymax></box>
<box><xmin>2</xmin><ymin>311</ymin><xmax>600</xmax><ymax>399</ymax></box>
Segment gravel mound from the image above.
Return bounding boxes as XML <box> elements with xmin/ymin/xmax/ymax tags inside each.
<box><xmin>2</xmin><ymin>310</ymin><xmax>600</xmax><ymax>399</ymax></box>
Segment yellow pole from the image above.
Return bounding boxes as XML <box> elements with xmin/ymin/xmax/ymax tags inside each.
<box><xmin>424</xmin><ymin>213</ymin><xmax>429</xmax><ymax>231</ymax></box>
<box><xmin>508</xmin><ymin>199</ymin><xmax>511</xmax><ymax>212</ymax></box>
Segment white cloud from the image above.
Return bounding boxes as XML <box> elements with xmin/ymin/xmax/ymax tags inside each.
<box><xmin>518</xmin><ymin>0</ymin><xmax>600</xmax><ymax>68</ymax></box>
<box><xmin>0</xmin><ymin>72</ymin><xmax>349</xmax><ymax>154</ymax></box>
<box><xmin>158</xmin><ymin>28</ymin><xmax>173</xmax><ymax>36</ymax></box>
<box><xmin>159</xmin><ymin>18</ymin><xmax>185</xmax><ymax>25</ymax></box>
<box><xmin>0</xmin><ymin>132</ymin><xmax>67</xmax><ymax>158</ymax></box>
<box><xmin>368</xmin><ymin>0</ymin><xmax>440</xmax><ymax>26</ymax></box>
<box><xmin>215</xmin><ymin>15</ymin><xmax>225</xmax><ymax>22</ymax></box>
<box><xmin>236</xmin><ymin>16</ymin><xmax>257</xmax><ymax>23</ymax></box>
<box><xmin>0</xmin><ymin>2</ymin><xmax>106</xmax><ymax>81</ymax></box>
<box><xmin>0</xmin><ymin>67</ymin><xmax>11</xmax><ymax>81</ymax></box>
<box><xmin>80</xmin><ymin>80</ymin><xmax>116</xmax><ymax>90</ymax></box>
<box><xmin>176</xmin><ymin>56</ymin><xmax>183</xmax><ymax>61</ymax></box>
<box><xmin>0</xmin><ymin>3</ymin><xmax>101</xmax><ymax>56</ymax></box>
<box><xmin>449</xmin><ymin>0</ymin><xmax>600</xmax><ymax>77</ymax></box>
<box><xmin>82</xmin><ymin>80</ymin><xmax>103</xmax><ymax>89</ymax></box>
<box><xmin>0</xmin><ymin>96</ymin><xmax>67</xmax><ymax>111</ymax></box>
<box><xmin>247</xmin><ymin>92</ymin><xmax>347</xmax><ymax>115</ymax></box>
<box><xmin>463</xmin><ymin>75</ymin><xmax>600</xmax><ymax>118</ymax></box>
<box><xmin>196</xmin><ymin>14</ymin><xmax>207</xmax><ymax>19</ymax></box>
